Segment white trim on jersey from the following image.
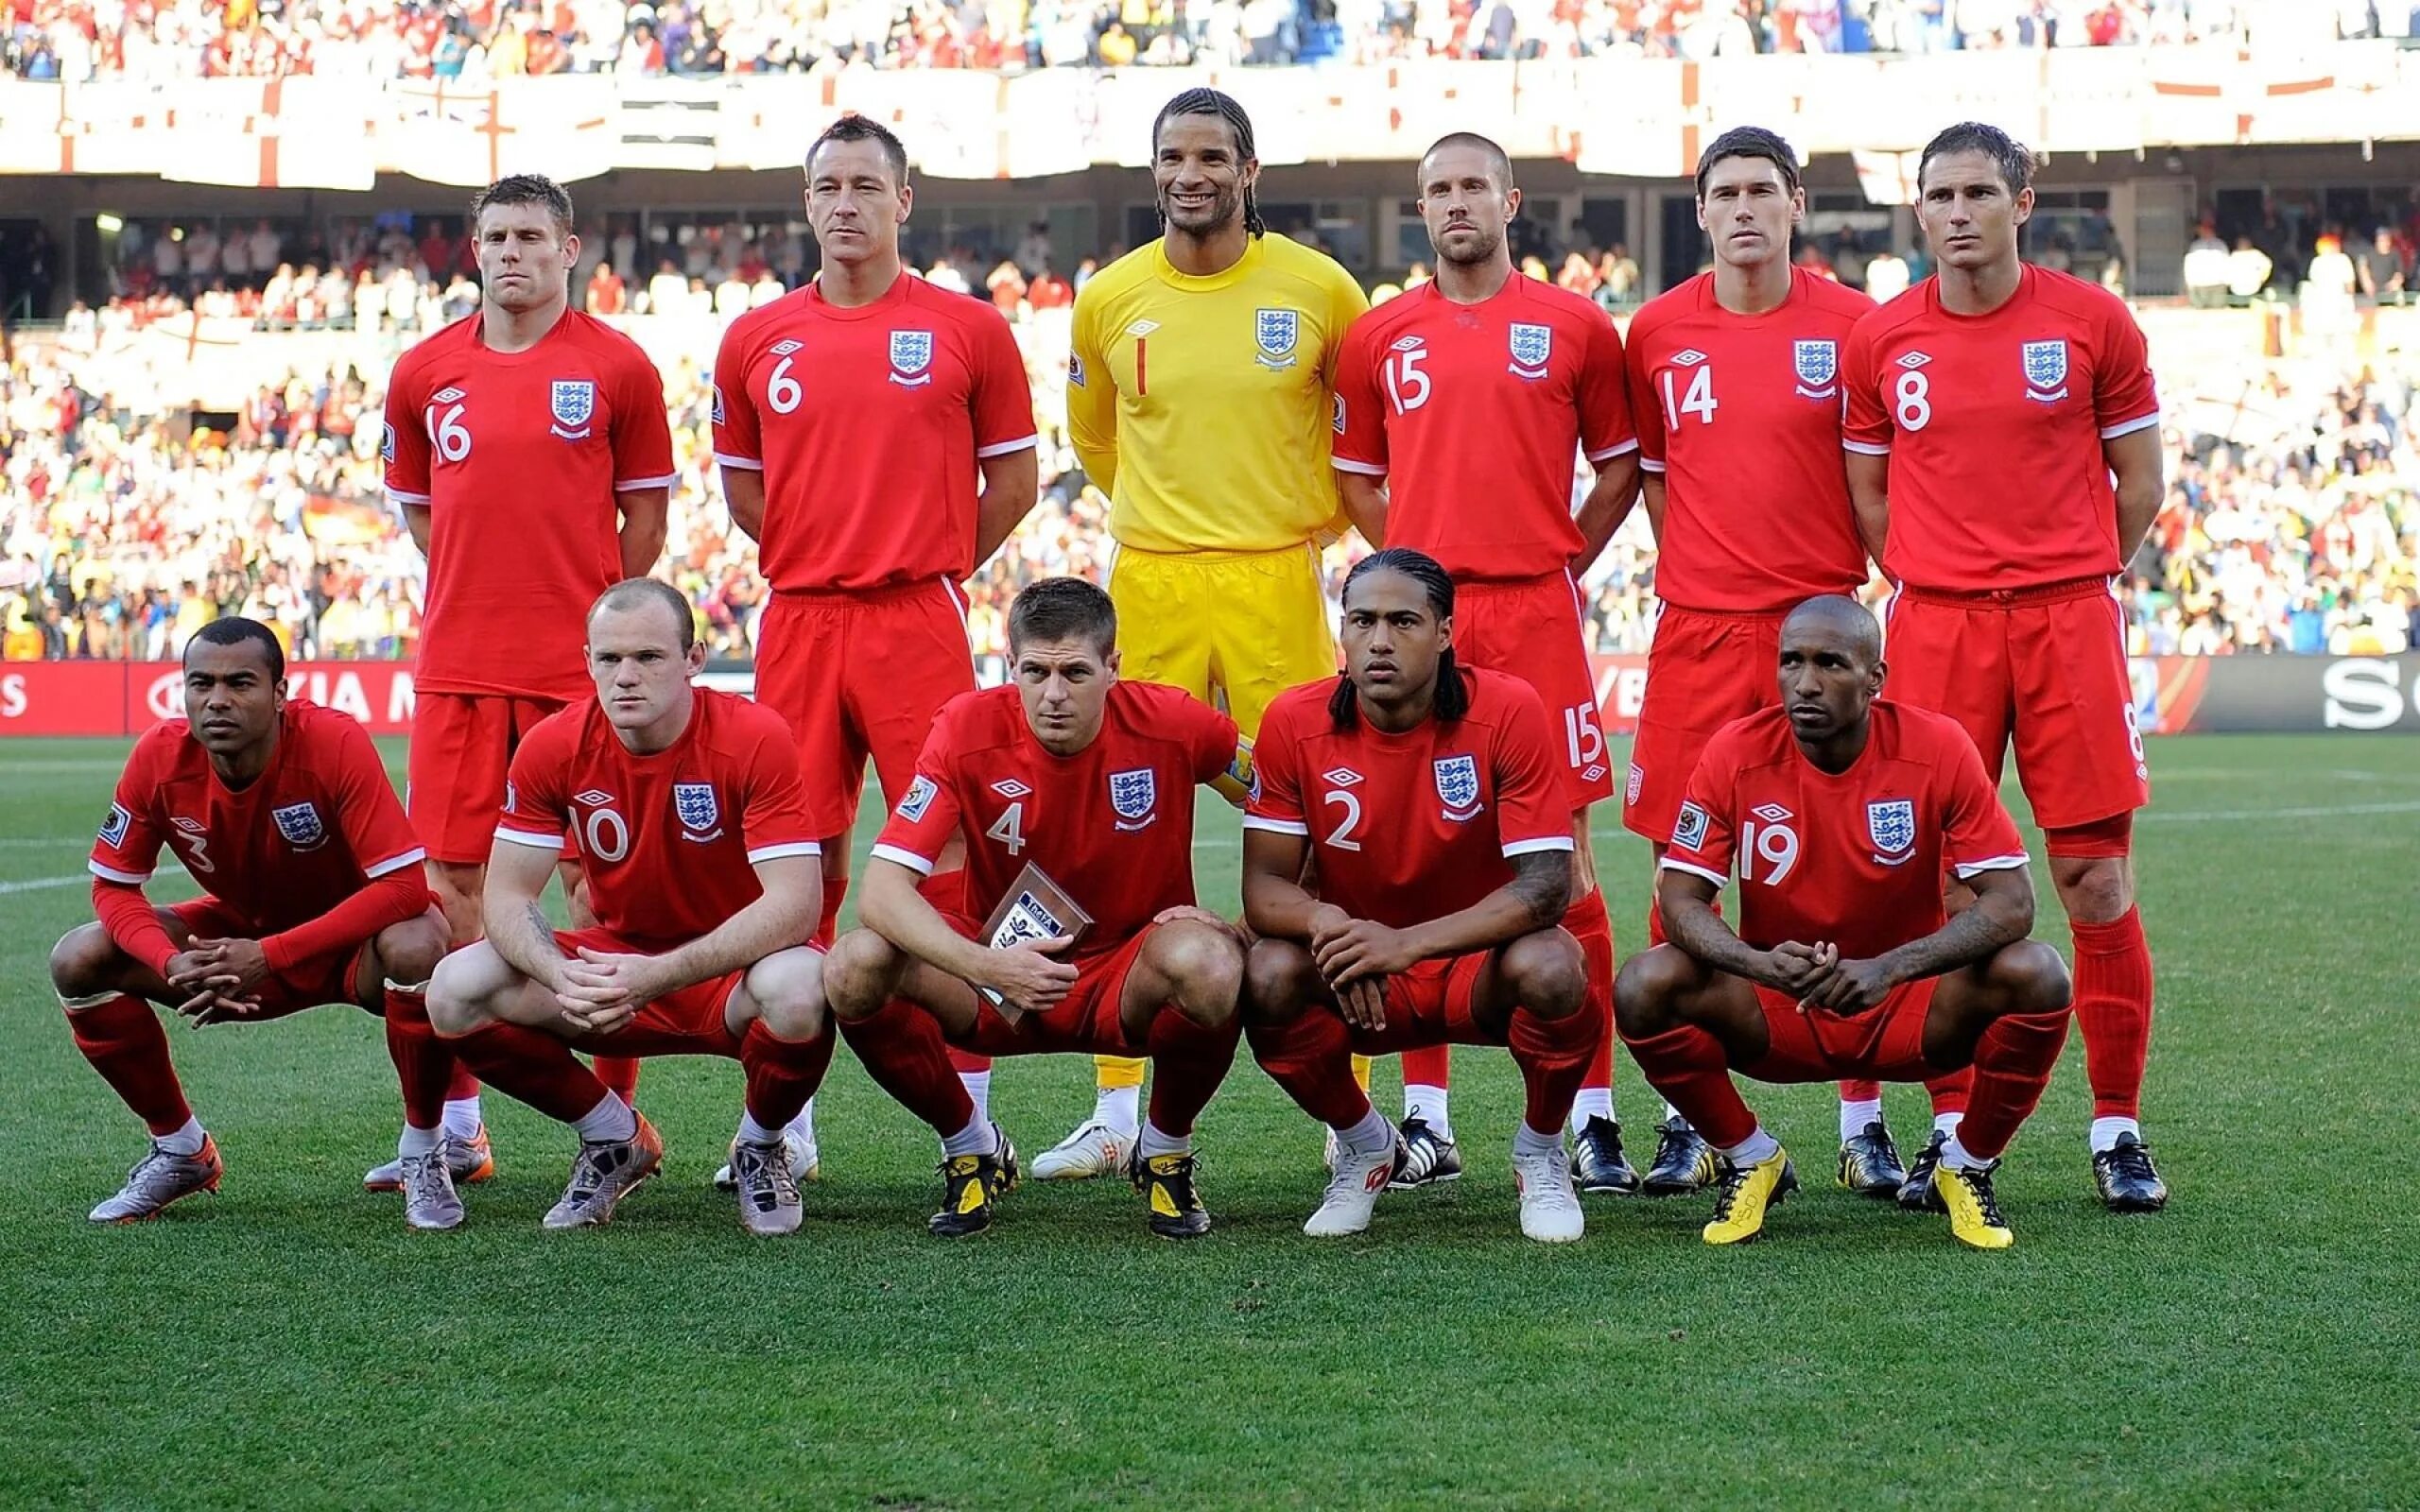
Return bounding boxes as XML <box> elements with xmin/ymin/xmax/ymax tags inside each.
<box><xmin>88</xmin><ymin>860</ymin><xmax>153</xmax><ymax>885</ymax></box>
<box><xmin>868</xmin><ymin>842</ymin><xmax>937</xmax><ymax>876</ymax></box>
<box><xmin>976</xmin><ymin>434</ymin><xmax>1041</xmax><ymax>459</ymax></box>
<box><xmin>712</xmin><ymin>452</ymin><xmax>766</xmax><ymax>471</ymax></box>
<box><xmin>1241</xmin><ymin>815</ymin><xmax>1311</xmax><ymax>837</ymax></box>
<box><xmin>1330</xmin><ymin>455</ymin><xmax>1388</xmax><ymax>477</ymax></box>
<box><xmin>387</xmin><ymin>486</ymin><xmax>433</xmax><ymax>506</ymax></box>
<box><xmin>1953</xmin><ymin>852</ymin><xmax>2032</xmax><ymax>879</ymax></box>
<box><xmin>1657</xmin><ymin>856</ymin><xmax>1730</xmax><ymax>887</ymax></box>
<box><xmin>1638</xmin><ymin>456</ymin><xmax>1668</xmax><ymax>474</ymax></box>
<box><xmin>747</xmin><ymin>841</ymin><xmax>823</xmax><ymax>864</ymax></box>
<box><xmin>614</xmin><ymin>472</ymin><xmax>679</xmax><ymax>491</ymax></box>
<box><xmin>363</xmin><ymin>848</ymin><xmax>429</xmax><ymax>879</ymax></box>
<box><xmin>1502</xmin><ymin>835</ymin><xmax>1578</xmax><ymax>857</ymax></box>
<box><xmin>493</xmin><ymin>825</ymin><xmax>566</xmax><ymax>851</ymax></box>
<box><xmin>2098</xmin><ymin>411</ymin><xmax>2161</xmax><ymax>440</ymax></box>
<box><xmin>1584</xmin><ymin>437</ymin><xmax>1641</xmax><ymax>462</ymax></box>
<box><xmin>1842</xmin><ymin>439</ymin><xmax>1893</xmax><ymax>455</ymax></box>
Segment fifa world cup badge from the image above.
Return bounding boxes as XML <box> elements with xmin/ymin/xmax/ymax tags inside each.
<box><xmin>977</xmin><ymin>862</ymin><xmax>1095</xmax><ymax>1022</ymax></box>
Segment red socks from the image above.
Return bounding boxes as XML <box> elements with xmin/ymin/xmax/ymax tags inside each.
<box><xmin>837</xmin><ymin>1000</ymin><xmax>977</xmax><ymax>1135</ymax></box>
<box><xmin>591</xmin><ymin>1055</ymin><xmax>641</xmax><ymax>1106</ymax></box>
<box><xmin>1246</xmin><ymin>1009</ymin><xmax>1374</xmax><ymax>1129</ymax></box>
<box><xmin>2070</xmin><ymin>906</ymin><xmax>2153</xmax><ymax>1120</ymax></box>
<box><xmin>1143</xmin><ymin>1007</ymin><xmax>1241</xmax><ymax>1139</ymax></box>
<box><xmin>1506</xmin><ymin>998</ymin><xmax>1599</xmax><ymax>1137</ymax></box>
<box><xmin>381</xmin><ymin>985</ymin><xmax>454</xmax><ymax>1130</ymax></box>
<box><xmin>740</xmin><ymin>1020</ymin><xmax>836</xmax><ymax>1131</ymax></box>
<box><xmin>947</xmin><ymin>1047</ymin><xmax>994</xmax><ymax>1076</ymax></box>
<box><xmin>1399</xmin><ymin>1042</ymin><xmax>1450</xmax><ymax>1089</ymax></box>
<box><xmin>1957</xmin><ymin>1008</ymin><xmax>2072</xmax><ymax>1160</ymax></box>
<box><xmin>444</xmin><ymin>1060</ymin><xmax>480</xmax><ymax>1101</ymax></box>
<box><xmin>1564</xmin><ymin>889</ymin><xmax>1618</xmax><ymax>1094</ymax></box>
<box><xmin>814</xmin><ymin>870</ymin><xmax>849</xmax><ymax>950</ymax></box>
<box><xmin>68</xmin><ymin>994</ymin><xmax>192</xmax><ymax>1136</ymax></box>
<box><xmin>450</xmin><ymin>1022</ymin><xmax>612</xmax><ymax>1124</ymax></box>
<box><xmin>1617</xmin><ymin>1022</ymin><xmax>1755</xmax><ymax>1149</ymax></box>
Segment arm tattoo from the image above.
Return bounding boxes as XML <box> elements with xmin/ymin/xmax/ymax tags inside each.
<box><xmin>1505</xmin><ymin>851</ymin><xmax>1572</xmax><ymax>932</ymax></box>
<box><xmin>1880</xmin><ymin>879</ymin><xmax>2026</xmax><ymax>984</ymax></box>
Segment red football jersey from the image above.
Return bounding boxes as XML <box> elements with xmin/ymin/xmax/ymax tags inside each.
<box><xmin>712</xmin><ymin>274</ymin><xmax>1038</xmax><ymax>592</ymax></box>
<box><xmin>1246</xmin><ymin>668</ymin><xmax>1574</xmax><ymax>930</ymax></box>
<box><xmin>1332</xmin><ymin>277</ymin><xmax>1635</xmax><ymax>581</ymax></box>
<box><xmin>1625</xmin><ymin>267</ymin><xmax>1876</xmax><ymax>612</ymax></box>
<box><xmin>384</xmin><ymin>311</ymin><xmax>675</xmax><ymax>702</ymax></box>
<box><xmin>493</xmin><ymin>688</ymin><xmax>819</xmax><ymax>953</ymax></box>
<box><xmin>1661</xmin><ymin>702</ymin><xmax>2030</xmax><ymax>963</ymax></box>
<box><xmin>872</xmin><ymin>681</ymin><xmax>1238</xmax><ymax>962</ymax></box>
<box><xmin>89</xmin><ymin>700</ymin><xmax>427</xmax><ymax>932</ymax></box>
<box><xmin>1841</xmin><ymin>265</ymin><xmax>2160</xmax><ymax>593</ymax></box>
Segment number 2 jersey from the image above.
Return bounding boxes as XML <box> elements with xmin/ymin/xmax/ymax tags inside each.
<box><xmin>1245</xmin><ymin>668</ymin><xmax>1575</xmax><ymax>930</ymax></box>
<box><xmin>1660</xmin><ymin>702</ymin><xmax>2030</xmax><ymax>963</ymax></box>
<box><xmin>494</xmin><ymin>688</ymin><xmax>820</xmax><ymax>953</ymax></box>
<box><xmin>871</xmin><ymin>680</ymin><xmax>1241</xmax><ymax>962</ymax></box>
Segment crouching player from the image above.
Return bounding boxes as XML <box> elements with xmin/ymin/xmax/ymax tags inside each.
<box><xmin>53</xmin><ymin>617</ymin><xmax>453</xmax><ymax>1226</ymax></box>
<box><xmin>427</xmin><ymin>580</ymin><xmax>834</xmax><ymax>1234</ymax></box>
<box><xmin>1615</xmin><ymin>595</ymin><xmax>2072</xmax><ymax>1249</ymax></box>
<box><xmin>823</xmin><ymin>578</ymin><xmax>1247</xmax><ymax>1240</ymax></box>
<box><xmin>1240</xmin><ymin>549</ymin><xmax>1598</xmax><ymax>1243</ymax></box>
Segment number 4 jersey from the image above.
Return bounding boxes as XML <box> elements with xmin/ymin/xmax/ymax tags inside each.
<box><xmin>1660</xmin><ymin>702</ymin><xmax>2031</xmax><ymax>963</ymax></box>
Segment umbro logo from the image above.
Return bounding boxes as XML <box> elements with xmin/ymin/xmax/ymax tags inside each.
<box><xmin>1895</xmin><ymin>352</ymin><xmax>1931</xmax><ymax>370</ymax></box>
<box><xmin>1390</xmin><ymin>335</ymin><xmax>1425</xmax><ymax>352</ymax></box>
<box><xmin>991</xmin><ymin>779</ymin><xmax>1032</xmax><ymax>799</ymax></box>
<box><xmin>770</xmin><ymin>339</ymin><xmax>804</xmax><ymax>356</ymax></box>
<box><xmin>433</xmin><ymin>386</ymin><xmax>465</xmax><ymax>403</ymax></box>
<box><xmin>1671</xmin><ymin>349</ymin><xmax>1708</xmax><ymax>367</ymax></box>
<box><xmin>575</xmin><ymin>788</ymin><xmax>615</xmax><ymax>806</ymax></box>
<box><xmin>1125</xmin><ymin>320</ymin><xmax>1160</xmax><ymax>339</ymax></box>
<box><xmin>1752</xmin><ymin>802</ymin><xmax>1794</xmax><ymax>822</ymax></box>
<box><xmin>1322</xmin><ymin>767</ymin><xmax>1363</xmax><ymax>787</ymax></box>
<box><xmin>173</xmin><ymin>816</ymin><xmax>207</xmax><ymax>833</ymax></box>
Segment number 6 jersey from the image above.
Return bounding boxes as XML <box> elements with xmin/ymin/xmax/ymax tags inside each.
<box><xmin>1660</xmin><ymin>701</ymin><xmax>2030</xmax><ymax>962</ymax></box>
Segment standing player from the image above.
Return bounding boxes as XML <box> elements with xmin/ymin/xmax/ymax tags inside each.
<box><xmin>50</xmin><ymin>619</ymin><xmax>455</xmax><ymax>1228</ymax></box>
<box><xmin>1056</xmin><ymin>87</ymin><xmax>1371</xmax><ymax>1176</ymax></box>
<box><xmin>383</xmin><ymin>173</ymin><xmax>674</xmax><ymax>1191</ymax></box>
<box><xmin>1623</xmin><ymin>127</ymin><xmax>1917</xmax><ymax>1200</ymax></box>
<box><xmin>714</xmin><ymin>115</ymin><xmax>1039</xmax><ymax>1176</ymax></box>
<box><xmin>424</xmin><ymin>581</ymin><xmax>835</xmax><ymax>1234</ymax></box>
<box><xmin>822</xmin><ymin>578</ymin><xmax>1248</xmax><ymax>1239</ymax></box>
<box><xmin>1330</xmin><ymin>131</ymin><xmax>1640</xmax><ymax>1195</ymax></box>
<box><xmin>1841</xmin><ymin>122</ymin><xmax>2169</xmax><ymax>1212</ymax></box>
<box><xmin>1241</xmin><ymin>551</ymin><xmax>1597</xmax><ymax>1243</ymax></box>
<box><xmin>1616</xmin><ymin>596</ymin><xmax>2074</xmax><ymax>1250</ymax></box>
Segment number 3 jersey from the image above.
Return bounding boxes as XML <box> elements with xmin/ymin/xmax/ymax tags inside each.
<box><xmin>871</xmin><ymin>681</ymin><xmax>1241</xmax><ymax>962</ymax></box>
<box><xmin>494</xmin><ymin>689</ymin><xmax>819</xmax><ymax>953</ymax></box>
<box><xmin>1660</xmin><ymin>702</ymin><xmax>2031</xmax><ymax>962</ymax></box>
<box><xmin>1245</xmin><ymin>668</ymin><xmax>1575</xmax><ymax>931</ymax></box>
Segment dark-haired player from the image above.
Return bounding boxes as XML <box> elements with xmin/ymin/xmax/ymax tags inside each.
<box><xmin>1616</xmin><ymin>596</ymin><xmax>2073</xmax><ymax>1250</ymax></box>
<box><xmin>1243</xmin><ymin>550</ymin><xmax>1596</xmax><ymax>1243</ymax></box>
<box><xmin>713</xmin><ymin>116</ymin><xmax>1040</xmax><ymax>1181</ymax></box>
<box><xmin>52</xmin><ymin>618</ymin><xmax>454</xmax><ymax>1227</ymax></box>
<box><xmin>1622</xmin><ymin>126</ymin><xmax>1916</xmax><ymax>1199</ymax></box>
<box><xmin>1842</xmin><ymin>121</ymin><xmax>2169</xmax><ymax>1212</ymax></box>
<box><xmin>1331</xmin><ymin>130</ymin><xmax>1641</xmax><ymax>1195</ymax></box>
<box><xmin>1055</xmin><ymin>87</ymin><xmax>1372</xmax><ymax>1177</ymax></box>
<box><xmin>823</xmin><ymin>578</ymin><xmax>1248</xmax><ymax>1240</ymax></box>
<box><xmin>427</xmin><ymin>581</ymin><xmax>835</xmax><ymax>1235</ymax></box>
<box><xmin>383</xmin><ymin>172</ymin><xmax>674</xmax><ymax>1191</ymax></box>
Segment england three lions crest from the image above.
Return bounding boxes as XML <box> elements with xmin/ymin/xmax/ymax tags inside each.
<box><xmin>1508</xmin><ymin>322</ymin><xmax>1552</xmax><ymax>380</ymax></box>
<box><xmin>1792</xmin><ymin>339</ymin><xmax>1838</xmax><ymax>399</ymax></box>
<box><xmin>890</xmin><ymin>329</ymin><xmax>934</xmax><ymax>387</ymax></box>
<box><xmin>2022</xmin><ymin>339</ymin><xmax>2069</xmax><ymax>403</ymax></box>
<box><xmin>1433</xmin><ymin>754</ymin><xmax>1481</xmax><ymax>819</ymax></box>
<box><xmin>272</xmin><ymin>801</ymin><xmax>326</xmax><ymax>850</ymax></box>
<box><xmin>549</xmin><ymin>379</ymin><xmax>596</xmax><ymax>440</ymax></box>
<box><xmin>675</xmin><ymin>782</ymin><xmax>723</xmax><ymax>841</ymax></box>
<box><xmin>1109</xmin><ymin>767</ymin><xmax>1157</xmax><ymax>831</ymax></box>
<box><xmin>1254</xmin><ymin>307</ymin><xmax>1300</xmax><ymax>370</ymax></box>
<box><xmin>1866</xmin><ymin>799</ymin><xmax>1915</xmax><ymax>860</ymax></box>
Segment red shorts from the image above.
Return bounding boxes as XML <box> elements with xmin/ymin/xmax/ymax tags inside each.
<box><xmin>755</xmin><ymin>580</ymin><xmax>978</xmax><ymax>837</ymax></box>
<box><xmin>166</xmin><ymin>897</ymin><xmax>368</xmax><ymax>1017</ymax></box>
<box><xmin>1884</xmin><ymin>578</ymin><xmax>2149</xmax><ymax>831</ymax></box>
<box><xmin>550</xmin><ymin>927</ymin><xmax>745</xmax><ymax>1058</ymax></box>
<box><xmin>1336</xmin><ymin>951</ymin><xmax>1499</xmax><ymax>1057</ymax></box>
<box><xmin>1625</xmin><ymin>604</ymin><xmax>1784</xmax><ymax>844</ymax></box>
<box><xmin>409</xmin><ymin>692</ymin><xmax>569</xmax><ymax>866</ymax></box>
<box><xmin>1455</xmin><ymin>573</ymin><xmax>1610</xmax><ymax>806</ymax></box>
<box><xmin>934</xmin><ymin>913</ymin><xmax>1155</xmax><ymax>1057</ymax></box>
<box><xmin>1745</xmin><ymin>977</ymin><xmax>1940</xmax><ymax>1083</ymax></box>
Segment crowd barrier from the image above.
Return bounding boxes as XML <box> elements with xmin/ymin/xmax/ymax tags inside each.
<box><xmin>5</xmin><ymin>654</ymin><xmax>2415</xmax><ymax>738</ymax></box>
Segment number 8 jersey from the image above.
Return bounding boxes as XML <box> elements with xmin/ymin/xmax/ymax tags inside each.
<box><xmin>1660</xmin><ymin>702</ymin><xmax>2031</xmax><ymax>964</ymax></box>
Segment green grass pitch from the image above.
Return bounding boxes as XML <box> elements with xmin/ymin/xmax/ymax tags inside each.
<box><xmin>1</xmin><ymin>731</ymin><xmax>2414</xmax><ymax>1508</ymax></box>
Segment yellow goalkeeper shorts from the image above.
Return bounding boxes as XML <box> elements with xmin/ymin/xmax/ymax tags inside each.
<box><xmin>1106</xmin><ymin>541</ymin><xmax>1337</xmax><ymax>740</ymax></box>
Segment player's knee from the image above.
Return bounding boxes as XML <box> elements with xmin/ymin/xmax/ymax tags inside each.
<box><xmin>1502</xmin><ymin>928</ymin><xmax>1586</xmax><ymax>1021</ymax></box>
<box><xmin>426</xmin><ymin>945</ymin><xmax>506</xmax><ymax>1038</ymax></box>
<box><xmin>376</xmin><ymin>911</ymin><xmax>451</xmax><ymax>988</ymax></box>
<box><xmin>2048</xmin><ymin>853</ymin><xmax>2133</xmax><ymax>923</ymax></box>
<box><xmin>748</xmin><ymin>947</ymin><xmax>829</xmax><ymax>1042</ymax></box>
<box><xmin>1990</xmin><ymin>938</ymin><xmax>2073</xmax><ymax>1015</ymax></box>
<box><xmin>1243</xmin><ymin>938</ymin><xmax>1319</xmax><ymax>1026</ymax></box>
<box><xmin>49</xmin><ymin>922</ymin><xmax>119</xmax><ymax>1002</ymax></box>
<box><xmin>1149</xmin><ymin>920</ymin><xmax>1244</xmax><ymax>1027</ymax></box>
<box><xmin>819</xmin><ymin>929</ymin><xmax>898</xmax><ymax>1022</ymax></box>
<box><xmin>1614</xmin><ymin>944</ymin><xmax>1694</xmax><ymax>1039</ymax></box>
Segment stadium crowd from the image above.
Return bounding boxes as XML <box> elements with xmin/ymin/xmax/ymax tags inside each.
<box><xmin>6</xmin><ymin>0</ymin><xmax>2405</xmax><ymax>82</ymax></box>
<box><xmin>5</xmin><ymin>272</ymin><xmax>2414</xmax><ymax>666</ymax></box>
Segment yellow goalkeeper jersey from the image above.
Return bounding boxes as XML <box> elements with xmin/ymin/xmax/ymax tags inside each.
<box><xmin>1067</xmin><ymin>232</ymin><xmax>1370</xmax><ymax>555</ymax></box>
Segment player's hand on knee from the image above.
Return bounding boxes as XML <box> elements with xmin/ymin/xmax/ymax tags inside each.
<box><xmin>1152</xmin><ymin>904</ymin><xmax>1245</xmax><ymax>942</ymax></box>
<box><xmin>1336</xmin><ymin>976</ymin><xmax>1388</xmax><ymax>1033</ymax></box>
<box><xmin>1315</xmin><ymin>919</ymin><xmax>1416</xmax><ymax>985</ymax></box>
<box><xmin>979</xmin><ymin>937</ymin><xmax>1080</xmax><ymax>1013</ymax></box>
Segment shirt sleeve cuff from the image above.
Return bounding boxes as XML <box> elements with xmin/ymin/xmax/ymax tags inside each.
<box><xmin>1638</xmin><ymin>456</ymin><xmax>1667</xmax><ymax>473</ymax></box>
<box><xmin>2098</xmin><ymin>411</ymin><xmax>2161</xmax><ymax>439</ymax></box>
<box><xmin>387</xmin><ymin>486</ymin><xmax>433</xmax><ymax>505</ymax></box>
<box><xmin>88</xmin><ymin>860</ymin><xmax>153</xmax><ymax>884</ymax></box>
<box><xmin>1241</xmin><ymin>814</ymin><xmax>1309</xmax><ymax>836</ymax></box>
<box><xmin>1330</xmin><ymin>456</ymin><xmax>1388</xmax><ymax>477</ymax></box>
<box><xmin>1584</xmin><ymin>438</ymin><xmax>1640</xmax><ymax>462</ymax></box>
<box><xmin>493</xmin><ymin>825</ymin><xmax>565</xmax><ymax>851</ymax></box>
<box><xmin>614</xmin><ymin>472</ymin><xmax>678</xmax><ymax>491</ymax></box>
<box><xmin>868</xmin><ymin>842</ymin><xmax>937</xmax><ymax>876</ymax></box>
<box><xmin>362</xmin><ymin>848</ymin><xmax>427</xmax><ymax>879</ymax></box>
<box><xmin>1842</xmin><ymin>439</ymin><xmax>1893</xmax><ymax>456</ymax></box>
<box><xmin>1952</xmin><ymin>852</ymin><xmax>2031</xmax><ymax>879</ymax></box>
<box><xmin>747</xmin><ymin>840</ymin><xmax>823</xmax><ymax>863</ymax></box>
<box><xmin>1502</xmin><ymin>835</ymin><xmax>1577</xmax><ymax>857</ymax></box>
<box><xmin>1657</xmin><ymin>857</ymin><xmax>1729</xmax><ymax>886</ymax></box>
<box><xmin>712</xmin><ymin>452</ymin><xmax>765</xmax><ymax>471</ymax></box>
<box><xmin>976</xmin><ymin>434</ymin><xmax>1040</xmax><ymax>458</ymax></box>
